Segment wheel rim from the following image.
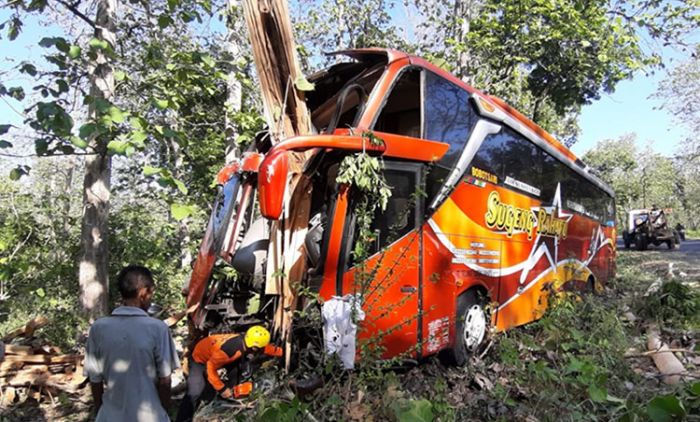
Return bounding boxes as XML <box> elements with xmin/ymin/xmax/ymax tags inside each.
<box><xmin>463</xmin><ymin>304</ymin><xmax>487</xmax><ymax>350</ymax></box>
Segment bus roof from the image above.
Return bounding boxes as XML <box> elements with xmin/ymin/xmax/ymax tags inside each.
<box><xmin>328</xmin><ymin>48</ymin><xmax>615</xmax><ymax>199</ymax></box>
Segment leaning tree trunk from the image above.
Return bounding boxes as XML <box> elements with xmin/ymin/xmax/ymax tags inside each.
<box><xmin>78</xmin><ymin>0</ymin><xmax>117</xmax><ymax>320</ymax></box>
<box><xmin>242</xmin><ymin>0</ymin><xmax>313</xmax><ymax>369</ymax></box>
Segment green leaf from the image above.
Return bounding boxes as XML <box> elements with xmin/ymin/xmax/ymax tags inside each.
<box><xmin>0</xmin><ymin>125</ymin><xmax>11</xmax><ymax>135</ymax></box>
<box><xmin>157</xmin><ymin>14</ymin><xmax>172</xmax><ymax>29</ymax></box>
<box><xmin>114</xmin><ymin>70</ymin><xmax>126</xmax><ymax>81</ymax></box>
<box><xmin>79</xmin><ymin>123</ymin><xmax>98</xmax><ymax>140</ymax></box>
<box><xmin>143</xmin><ymin>166</ymin><xmax>162</xmax><ymax>176</ymax></box>
<box><xmin>88</xmin><ymin>38</ymin><xmax>109</xmax><ymax>50</ymax></box>
<box><xmin>647</xmin><ymin>395</ymin><xmax>686</xmax><ymax>422</ymax></box>
<box><xmin>107</xmin><ymin>140</ymin><xmax>128</xmax><ymax>155</ymax></box>
<box><xmin>130</xmin><ymin>131</ymin><xmax>148</xmax><ymax>145</ymax></box>
<box><xmin>391</xmin><ymin>399</ymin><xmax>434</xmax><ymax>422</ymax></box>
<box><xmin>690</xmin><ymin>381</ymin><xmax>700</xmax><ymax>396</ymax></box>
<box><xmin>56</xmin><ymin>79</ymin><xmax>69</xmax><ymax>93</ymax></box>
<box><xmin>9</xmin><ymin>168</ymin><xmax>23</xmax><ymax>180</ymax></box>
<box><xmin>107</xmin><ymin>106</ymin><xmax>125</xmax><ymax>123</ymax></box>
<box><xmin>173</xmin><ymin>179</ymin><xmax>188</xmax><ymax>195</ymax></box>
<box><xmin>0</xmin><ymin>140</ymin><xmax>12</xmax><ymax>148</ymax></box>
<box><xmin>293</xmin><ymin>75</ymin><xmax>315</xmax><ymax>91</ymax></box>
<box><xmin>154</xmin><ymin>99</ymin><xmax>169</xmax><ymax>110</ymax></box>
<box><xmin>38</xmin><ymin>37</ymin><xmax>58</xmax><ymax>47</ymax></box>
<box><xmin>70</xmin><ymin>136</ymin><xmax>88</xmax><ymax>149</ymax></box>
<box><xmin>129</xmin><ymin>117</ymin><xmax>147</xmax><ymax>130</ymax></box>
<box><xmin>35</xmin><ymin>288</ymin><xmax>45</xmax><ymax>298</ymax></box>
<box><xmin>588</xmin><ymin>384</ymin><xmax>607</xmax><ymax>403</ymax></box>
<box><xmin>201</xmin><ymin>55</ymin><xmax>215</xmax><ymax>68</ymax></box>
<box><xmin>35</xmin><ymin>138</ymin><xmax>48</xmax><ymax>155</ymax></box>
<box><xmin>19</xmin><ymin>63</ymin><xmax>37</xmax><ymax>76</ymax></box>
<box><xmin>68</xmin><ymin>45</ymin><xmax>81</xmax><ymax>59</ymax></box>
<box><xmin>170</xmin><ymin>203</ymin><xmax>193</xmax><ymax>221</ymax></box>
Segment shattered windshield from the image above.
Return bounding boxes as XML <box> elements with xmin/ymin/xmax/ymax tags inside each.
<box><xmin>210</xmin><ymin>176</ymin><xmax>240</xmax><ymax>252</ymax></box>
<box><xmin>306</xmin><ymin>62</ymin><xmax>385</xmax><ymax>132</ymax></box>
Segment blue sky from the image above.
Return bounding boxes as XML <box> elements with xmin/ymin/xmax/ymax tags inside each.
<box><xmin>0</xmin><ymin>9</ymin><xmax>695</xmax><ymax>160</ymax></box>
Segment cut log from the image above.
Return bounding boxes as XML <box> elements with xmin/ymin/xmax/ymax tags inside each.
<box><xmin>4</xmin><ymin>344</ymin><xmax>34</xmax><ymax>355</ymax></box>
<box><xmin>1</xmin><ymin>353</ymin><xmax>80</xmax><ymax>365</ymax></box>
<box><xmin>1</xmin><ymin>386</ymin><xmax>16</xmax><ymax>406</ymax></box>
<box><xmin>0</xmin><ymin>360</ymin><xmax>24</xmax><ymax>372</ymax></box>
<box><xmin>647</xmin><ymin>327</ymin><xmax>686</xmax><ymax>384</ymax></box>
<box><xmin>2</xmin><ymin>316</ymin><xmax>49</xmax><ymax>342</ymax></box>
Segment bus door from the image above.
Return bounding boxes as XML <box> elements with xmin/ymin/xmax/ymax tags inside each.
<box><xmin>424</xmin><ymin>178</ymin><xmax>504</xmax><ymax>353</ymax></box>
<box><xmin>340</xmin><ymin>162</ymin><xmax>423</xmax><ymax>359</ymax></box>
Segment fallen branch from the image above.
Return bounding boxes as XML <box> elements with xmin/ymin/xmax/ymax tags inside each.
<box><xmin>2</xmin><ymin>316</ymin><xmax>49</xmax><ymax>342</ymax></box>
<box><xmin>646</xmin><ymin>327</ymin><xmax>687</xmax><ymax>385</ymax></box>
<box><xmin>624</xmin><ymin>348</ymin><xmax>697</xmax><ymax>358</ymax></box>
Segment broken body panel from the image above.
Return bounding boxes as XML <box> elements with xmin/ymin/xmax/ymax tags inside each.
<box><xmin>187</xmin><ymin>49</ymin><xmax>617</xmax><ymax>362</ymax></box>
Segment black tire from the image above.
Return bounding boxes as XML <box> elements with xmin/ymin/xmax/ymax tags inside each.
<box><xmin>635</xmin><ymin>233</ymin><xmax>647</xmax><ymax>251</ymax></box>
<box><xmin>623</xmin><ymin>234</ymin><xmax>631</xmax><ymax>249</ymax></box>
<box><xmin>439</xmin><ymin>290</ymin><xmax>489</xmax><ymax>366</ymax></box>
<box><xmin>667</xmin><ymin>239</ymin><xmax>675</xmax><ymax>250</ymax></box>
<box><xmin>584</xmin><ymin>276</ymin><xmax>596</xmax><ymax>295</ymax></box>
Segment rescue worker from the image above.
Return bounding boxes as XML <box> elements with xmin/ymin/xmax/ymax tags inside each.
<box><xmin>175</xmin><ymin>326</ymin><xmax>283</xmax><ymax>422</ymax></box>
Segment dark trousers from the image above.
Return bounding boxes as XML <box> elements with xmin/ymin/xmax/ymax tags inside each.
<box><xmin>175</xmin><ymin>361</ymin><xmax>244</xmax><ymax>422</ymax></box>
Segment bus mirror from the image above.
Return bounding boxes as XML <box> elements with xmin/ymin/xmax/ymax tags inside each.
<box><xmin>259</xmin><ymin>149</ymin><xmax>288</xmax><ymax>219</ymax></box>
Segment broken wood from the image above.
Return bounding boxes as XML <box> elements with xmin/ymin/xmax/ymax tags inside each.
<box><xmin>2</xmin><ymin>316</ymin><xmax>49</xmax><ymax>342</ymax></box>
<box><xmin>647</xmin><ymin>327</ymin><xmax>686</xmax><ymax>385</ymax></box>
<box><xmin>242</xmin><ymin>0</ymin><xmax>311</xmax><ymax>142</ymax></box>
<box><xmin>164</xmin><ymin>309</ymin><xmax>187</xmax><ymax>327</ymax></box>
<box><xmin>2</xmin><ymin>353</ymin><xmax>80</xmax><ymax>365</ymax></box>
<box><xmin>625</xmin><ymin>348</ymin><xmax>696</xmax><ymax>358</ymax></box>
<box><xmin>0</xmin><ymin>360</ymin><xmax>24</xmax><ymax>372</ymax></box>
<box><xmin>4</xmin><ymin>344</ymin><xmax>34</xmax><ymax>355</ymax></box>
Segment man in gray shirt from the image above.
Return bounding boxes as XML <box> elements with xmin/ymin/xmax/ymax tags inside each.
<box><xmin>85</xmin><ymin>265</ymin><xmax>180</xmax><ymax>421</ymax></box>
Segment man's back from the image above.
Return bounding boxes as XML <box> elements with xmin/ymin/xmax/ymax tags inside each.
<box><xmin>85</xmin><ymin>306</ymin><xmax>180</xmax><ymax>422</ymax></box>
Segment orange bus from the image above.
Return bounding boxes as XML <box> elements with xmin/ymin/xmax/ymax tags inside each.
<box><xmin>186</xmin><ymin>49</ymin><xmax>616</xmax><ymax>365</ymax></box>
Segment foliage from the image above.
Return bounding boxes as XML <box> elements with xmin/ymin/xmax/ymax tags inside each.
<box><xmin>583</xmin><ymin>134</ymin><xmax>692</xmax><ymax>228</ymax></box>
<box><xmin>634</xmin><ymin>280</ymin><xmax>700</xmax><ymax>329</ymax></box>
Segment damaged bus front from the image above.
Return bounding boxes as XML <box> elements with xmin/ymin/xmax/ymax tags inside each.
<box><xmin>185</xmin><ymin>49</ymin><xmax>616</xmax><ymax>366</ymax></box>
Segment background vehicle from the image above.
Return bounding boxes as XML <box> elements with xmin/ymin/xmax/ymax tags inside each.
<box><xmin>185</xmin><ymin>49</ymin><xmax>617</xmax><ymax>365</ymax></box>
<box><xmin>622</xmin><ymin>208</ymin><xmax>677</xmax><ymax>250</ymax></box>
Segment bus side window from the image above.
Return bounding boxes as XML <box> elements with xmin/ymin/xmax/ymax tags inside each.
<box><xmin>374</xmin><ymin>68</ymin><xmax>422</xmax><ymax>138</ymax></box>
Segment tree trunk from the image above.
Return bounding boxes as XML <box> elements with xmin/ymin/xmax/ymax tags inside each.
<box><xmin>242</xmin><ymin>0</ymin><xmax>311</xmax><ymax>144</ymax></box>
<box><xmin>242</xmin><ymin>0</ymin><xmax>313</xmax><ymax>366</ymax></box>
<box><xmin>454</xmin><ymin>0</ymin><xmax>480</xmax><ymax>83</ymax></box>
<box><xmin>225</xmin><ymin>0</ymin><xmax>244</xmax><ymax>163</ymax></box>
<box><xmin>78</xmin><ymin>0</ymin><xmax>117</xmax><ymax>320</ymax></box>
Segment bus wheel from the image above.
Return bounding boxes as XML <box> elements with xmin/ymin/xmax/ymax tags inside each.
<box><xmin>440</xmin><ymin>290</ymin><xmax>488</xmax><ymax>366</ymax></box>
<box><xmin>667</xmin><ymin>239</ymin><xmax>675</xmax><ymax>250</ymax></box>
<box><xmin>585</xmin><ymin>276</ymin><xmax>596</xmax><ymax>295</ymax></box>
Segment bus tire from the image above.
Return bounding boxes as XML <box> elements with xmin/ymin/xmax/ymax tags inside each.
<box><xmin>585</xmin><ymin>276</ymin><xmax>596</xmax><ymax>295</ymax></box>
<box><xmin>667</xmin><ymin>239</ymin><xmax>675</xmax><ymax>250</ymax></box>
<box><xmin>440</xmin><ymin>290</ymin><xmax>489</xmax><ymax>367</ymax></box>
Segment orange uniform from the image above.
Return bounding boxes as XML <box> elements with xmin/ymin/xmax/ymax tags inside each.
<box><xmin>192</xmin><ymin>333</ymin><xmax>282</xmax><ymax>392</ymax></box>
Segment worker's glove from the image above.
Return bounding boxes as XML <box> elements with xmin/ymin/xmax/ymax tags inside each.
<box><xmin>263</xmin><ymin>344</ymin><xmax>284</xmax><ymax>357</ymax></box>
<box><xmin>219</xmin><ymin>388</ymin><xmax>234</xmax><ymax>399</ymax></box>
<box><xmin>232</xmin><ymin>381</ymin><xmax>253</xmax><ymax>398</ymax></box>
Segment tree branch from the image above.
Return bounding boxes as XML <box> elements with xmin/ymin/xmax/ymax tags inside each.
<box><xmin>55</xmin><ymin>0</ymin><xmax>96</xmax><ymax>29</ymax></box>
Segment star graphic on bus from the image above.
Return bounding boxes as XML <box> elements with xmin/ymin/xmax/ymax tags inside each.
<box><xmin>519</xmin><ymin>183</ymin><xmax>573</xmax><ymax>285</ymax></box>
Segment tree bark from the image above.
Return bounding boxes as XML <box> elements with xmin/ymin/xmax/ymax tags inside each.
<box><xmin>78</xmin><ymin>0</ymin><xmax>117</xmax><ymax>319</ymax></box>
<box><xmin>225</xmin><ymin>0</ymin><xmax>244</xmax><ymax>163</ymax></box>
<box><xmin>242</xmin><ymin>0</ymin><xmax>311</xmax><ymax>144</ymax></box>
<box><xmin>242</xmin><ymin>0</ymin><xmax>313</xmax><ymax>366</ymax></box>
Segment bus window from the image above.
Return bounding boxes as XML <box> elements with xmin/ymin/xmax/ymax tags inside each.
<box><xmin>423</xmin><ymin>71</ymin><xmax>479</xmax><ymax>204</ymax></box>
<box><xmin>348</xmin><ymin>164</ymin><xmax>421</xmax><ymax>265</ymax></box>
<box><xmin>374</xmin><ymin>68</ymin><xmax>422</xmax><ymax>138</ymax></box>
<box><xmin>469</xmin><ymin>130</ymin><xmax>508</xmax><ymax>182</ymax></box>
<box><xmin>499</xmin><ymin>128</ymin><xmax>542</xmax><ymax>197</ymax></box>
<box><xmin>424</xmin><ymin>71</ymin><xmax>478</xmax><ymax>169</ymax></box>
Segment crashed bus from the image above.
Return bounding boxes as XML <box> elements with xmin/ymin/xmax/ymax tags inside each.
<box><xmin>185</xmin><ymin>49</ymin><xmax>617</xmax><ymax>366</ymax></box>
